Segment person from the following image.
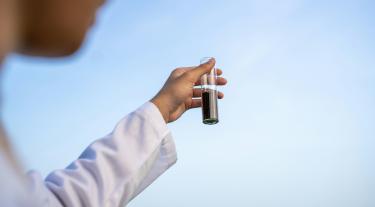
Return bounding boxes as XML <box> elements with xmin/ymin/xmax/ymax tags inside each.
<box><xmin>0</xmin><ymin>0</ymin><xmax>228</xmax><ymax>206</ymax></box>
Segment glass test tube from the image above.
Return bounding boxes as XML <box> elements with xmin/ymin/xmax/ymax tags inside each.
<box><xmin>200</xmin><ymin>57</ymin><xmax>219</xmax><ymax>125</ymax></box>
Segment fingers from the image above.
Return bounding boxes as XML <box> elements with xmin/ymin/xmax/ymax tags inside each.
<box><xmin>171</xmin><ymin>67</ymin><xmax>194</xmax><ymax>78</ymax></box>
<box><xmin>216</xmin><ymin>68</ymin><xmax>223</xmax><ymax>76</ymax></box>
<box><xmin>194</xmin><ymin>68</ymin><xmax>226</xmax><ymax>86</ymax></box>
<box><xmin>175</xmin><ymin>63</ymin><xmax>227</xmax><ymax>86</ymax></box>
<box><xmin>195</xmin><ymin>77</ymin><xmax>227</xmax><ymax>86</ymax></box>
<box><xmin>190</xmin><ymin>89</ymin><xmax>224</xmax><ymax>110</ymax></box>
<box><xmin>192</xmin><ymin>89</ymin><xmax>224</xmax><ymax>99</ymax></box>
<box><xmin>183</xmin><ymin>58</ymin><xmax>216</xmax><ymax>82</ymax></box>
<box><xmin>189</xmin><ymin>91</ymin><xmax>224</xmax><ymax>109</ymax></box>
<box><xmin>218</xmin><ymin>91</ymin><xmax>224</xmax><ymax>99</ymax></box>
<box><xmin>193</xmin><ymin>88</ymin><xmax>202</xmax><ymax>97</ymax></box>
<box><xmin>178</xmin><ymin>67</ymin><xmax>222</xmax><ymax>78</ymax></box>
<box><xmin>190</xmin><ymin>99</ymin><xmax>202</xmax><ymax>109</ymax></box>
<box><xmin>217</xmin><ymin>77</ymin><xmax>228</xmax><ymax>86</ymax></box>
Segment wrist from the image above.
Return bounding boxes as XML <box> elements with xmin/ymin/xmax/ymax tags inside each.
<box><xmin>150</xmin><ymin>96</ymin><xmax>170</xmax><ymax>123</ymax></box>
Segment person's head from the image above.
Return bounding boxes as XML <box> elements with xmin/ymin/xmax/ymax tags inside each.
<box><xmin>17</xmin><ymin>0</ymin><xmax>105</xmax><ymax>57</ymax></box>
<box><xmin>0</xmin><ymin>0</ymin><xmax>18</xmax><ymax>59</ymax></box>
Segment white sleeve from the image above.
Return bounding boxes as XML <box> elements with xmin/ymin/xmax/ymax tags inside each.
<box><xmin>26</xmin><ymin>102</ymin><xmax>177</xmax><ymax>207</ymax></box>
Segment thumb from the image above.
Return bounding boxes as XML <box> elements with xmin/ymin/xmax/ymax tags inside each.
<box><xmin>184</xmin><ymin>58</ymin><xmax>216</xmax><ymax>82</ymax></box>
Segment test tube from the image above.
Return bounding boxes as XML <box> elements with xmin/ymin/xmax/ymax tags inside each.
<box><xmin>200</xmin><ymin>57</ymin><xmax>219</xmax><ymax>125</ymax></box>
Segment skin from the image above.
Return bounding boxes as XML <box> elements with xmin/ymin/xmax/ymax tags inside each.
<box><xmin>0</xmin><ymin>0</ymin><xmax>21</xmax><ymax>171</ymax></box>
<box><xmin>151</xmin><ymin>59</ymin><xmax>227</xmax><ymax>123</ymax></box>
<box><xmin>0</xmin><ymin>0</ymin><xmax>227</xmax><ymax>171</ymax></box>
<box><xmin>0</xmin><ymin>0</ymin><xmax>17</xmax><ymax>57</ymax></box>
<box><xmin>18</xmin><ymin>0</ymin><xmax>106</xmax><ymax>56</ymax></box>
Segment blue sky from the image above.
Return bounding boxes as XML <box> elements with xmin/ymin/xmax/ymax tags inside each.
<box><xmin>2</xmin><ymin>0</ymin><xmax>375</xmax><ymax>206</ymax></box>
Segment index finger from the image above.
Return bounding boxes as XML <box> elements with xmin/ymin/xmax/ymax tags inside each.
<box><xmin>183</xmin><ymin>58</ymin><xmax>216</xmax><ymax>82</ymax></box>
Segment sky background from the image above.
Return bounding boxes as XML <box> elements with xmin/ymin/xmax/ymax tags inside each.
<box><xmin>1</xmin><ymin>0</ymin><xmax>375</xmax><ymax>206</ymax></box>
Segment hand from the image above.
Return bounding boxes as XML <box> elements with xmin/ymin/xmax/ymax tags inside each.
<box><xmin>151</xmin><ymin>58</ymin><xmax>227</xmax><ymax>123</ymax></box>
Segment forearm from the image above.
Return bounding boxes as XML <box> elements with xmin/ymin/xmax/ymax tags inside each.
<box><xmin>27</xmin><ymin>102</ymin><xmax>177</xmax><ymax>207</ymax></box>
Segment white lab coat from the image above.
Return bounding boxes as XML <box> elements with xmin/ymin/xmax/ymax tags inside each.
<box><xmin>0</xmin><ymin>102</ymin><xmax>177</xmax><ymax>207</ymax></box>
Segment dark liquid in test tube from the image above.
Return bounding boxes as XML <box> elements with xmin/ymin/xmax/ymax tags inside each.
<box><xmin>202</xmin><ymin>89</ymin><xmax>219</xmax><ymax>124</ymax></box>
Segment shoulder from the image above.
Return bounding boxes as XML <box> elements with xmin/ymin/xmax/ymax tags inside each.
<box><xmin>0</xmin><ymin>151</ymin><xmax>35</xmax><ymax>206</ymax></box>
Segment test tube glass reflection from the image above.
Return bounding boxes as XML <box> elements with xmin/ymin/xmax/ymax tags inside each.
<box><xmin>200</xmin><ymin>57</ymin><xmax>219</xmax><ymax>125</ymax></box>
